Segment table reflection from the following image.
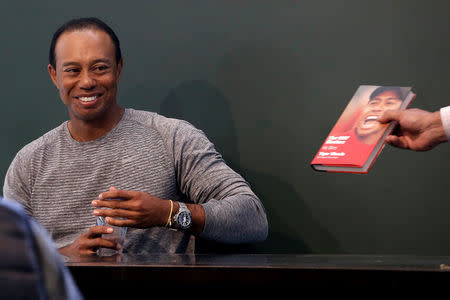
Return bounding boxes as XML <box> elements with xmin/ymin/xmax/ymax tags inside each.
<box><xmin>65</xmin><ymin>252</ymin><xmax>450</xmax><ymax>271</ymax></box>
<box><xmin>64</xmin><ymin>252</ymin><xmax>197</xmax><ymax>265</ymax></box>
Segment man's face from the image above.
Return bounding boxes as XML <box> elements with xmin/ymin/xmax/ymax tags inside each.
<box><xmin>48</xmin><ymin>29</ymin><xmax>122</xmax><ymax>122</ymax></box>
<box><xmin>355</xmin><ymin>89</ymin><xmax>403</xmax><ymax>143</ymax></box>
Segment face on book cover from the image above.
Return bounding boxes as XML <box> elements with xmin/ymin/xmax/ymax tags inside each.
<box><xmin>355</xmin><ymin>89</ymin><xmax>403</xmax><ymax>144</ymax></box>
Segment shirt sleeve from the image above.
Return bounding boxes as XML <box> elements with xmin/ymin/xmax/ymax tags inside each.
<box><xmin>440</xmin><ymin>106</ymin><xmax>450</xmax><ymax>141</ymax></box>
<box><xmin>155</xmin><ymin>115</ymin><xmax>268</xmax><ymax>244</ymax></box>
<box><xmin>3</xmin><ymin>150</ymin><xmax>33</xmax><ymax>215</ymax></box>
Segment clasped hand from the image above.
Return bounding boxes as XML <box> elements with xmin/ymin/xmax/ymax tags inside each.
<box><xmin>60</xmin><ymin>187</ymin><xmax>168</xmax><ymax>256</ymax></box>
<box><xmin>92</xmin><ymin>186</ymin><xmax>167</xmax><ymax>228</ymax></box>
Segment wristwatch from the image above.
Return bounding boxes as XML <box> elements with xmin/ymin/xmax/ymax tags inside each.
<box><xmin>172</xmin><ymin>202</ymin><xmax>192</xmax><ymax>231</ymax></box>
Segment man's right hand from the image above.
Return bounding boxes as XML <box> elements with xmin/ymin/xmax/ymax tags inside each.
<box><xmin>378</xmin><ymin>108</ymin><xmax>447</xmax><ymax>151</ymax></box>
<box><xmin>58</xmin><ymin>225</ymin><xmax>120</xmax><ymax>256</ymax></box>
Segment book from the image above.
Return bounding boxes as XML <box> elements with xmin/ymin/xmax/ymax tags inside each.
<box><xmin>310</xmin><ymin>85</ymin><xmax>416</xmax><ymax>174</ymax></box>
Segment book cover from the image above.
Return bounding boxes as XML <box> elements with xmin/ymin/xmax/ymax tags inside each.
<box><xmin>311</xmin><ymin>85</ymin><xmax>416</xmax><ymax>174</ymax></box>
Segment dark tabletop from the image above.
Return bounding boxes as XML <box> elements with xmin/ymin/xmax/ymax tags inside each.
<box><xmin>66</xmin><ymin>253</ymin><xmax>450</xmax><ymax>296</ymax></box>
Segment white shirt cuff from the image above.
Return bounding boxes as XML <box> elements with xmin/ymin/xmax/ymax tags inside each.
<box><xmin>440</xmin><ymin>106</ymin><xmax>450</xmax><ymax>141</ymax></box>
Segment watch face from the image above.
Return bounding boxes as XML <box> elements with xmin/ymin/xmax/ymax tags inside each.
<box><xmin>177</xmin><ymin>211</ymin><xmax>192</xmax><ymax>228</ymax></box>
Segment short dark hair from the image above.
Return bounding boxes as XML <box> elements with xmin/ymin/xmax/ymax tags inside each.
<box><xmin>49</xmin><ymin>17</ymin><xmax>122</xmax><ymax>69</ymax></box>
<box><xmin>369</xmin><ymin>86</ymin><xmax>403</xmax><ymax>100</ymax></box>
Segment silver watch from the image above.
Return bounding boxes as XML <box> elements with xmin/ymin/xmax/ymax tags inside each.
<box><xmin>172</xmin><ymin>202</ymin><xmax>192</xmax><ymax>231</ymax></box>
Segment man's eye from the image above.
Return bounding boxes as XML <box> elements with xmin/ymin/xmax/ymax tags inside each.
<box><xmin>96</xmin><ymin>65</ymin><xmax>109</xmax><ymax>71</ymax></box>
<box><xmin>386</xmin><ymin>100</ymin><xmax>401</xmax><ymax>106</ymax></box>
<box><xmin>64</xmin><ymin>68</ymin><xmax>79</xmax><ymax>73</ymax></box>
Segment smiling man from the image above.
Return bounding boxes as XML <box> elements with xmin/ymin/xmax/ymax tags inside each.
<box><xmin>48</xmin><ymin>26</ymin><xmax>124</xmax><ymax>141</ymax></box>
<box><xmin>3</xmin><ymin>17</ymin><xmax>268</xmax><ymax>257</ymax></box>
<box><xmin>354</xmin><ymin>86</ymin><xmax>404</xmax><ymax>144</ymax></box>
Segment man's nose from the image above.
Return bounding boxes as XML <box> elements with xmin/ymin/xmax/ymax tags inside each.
<box><xmin>79</xmin><ymin>71</ymin><xmax>96</xmax><ymax>90</ymax></box>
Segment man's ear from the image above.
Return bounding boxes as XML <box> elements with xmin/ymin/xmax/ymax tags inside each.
<box><xmin>116</xmin><ymin>58</ymin><xmax>123</xmax><ymax>82</ymax></box>
<box><xmin>48</xmin><ymin>64</ymin><xmax>59</xmax><ymax>89</ymax></box>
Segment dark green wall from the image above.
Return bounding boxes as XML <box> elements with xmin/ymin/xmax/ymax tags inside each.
<box><xmin>1</xmin><ymin>0</ymin><xmax>449</xmax><ymax>255</ymax></box>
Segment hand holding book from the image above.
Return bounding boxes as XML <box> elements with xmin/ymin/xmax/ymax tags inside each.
<box><xmin>311</xmin><ymin>85</ymin><xmax>416</xmax><ymax>174</ymax></box>
<box><xmin>378</xmin><ymin>108</ymin><xmax>448</xmax><ymax>151</ymax></box>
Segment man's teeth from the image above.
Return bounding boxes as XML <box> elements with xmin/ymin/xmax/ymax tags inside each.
<box><xmin>79</xmin><ymin>96</ymin><xmax>97</xmax><ymax>102</ymax></box>
<box><xmin>365</xmin><ymin>116</ymin><xmax>378</xmax><ymax>122</ymax></box>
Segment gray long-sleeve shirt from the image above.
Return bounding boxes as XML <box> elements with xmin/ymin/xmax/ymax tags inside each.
<box><xmin>3</xmin><ymin>108</ymin><xmax>268</xmax><ymax>254</ymax></box>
